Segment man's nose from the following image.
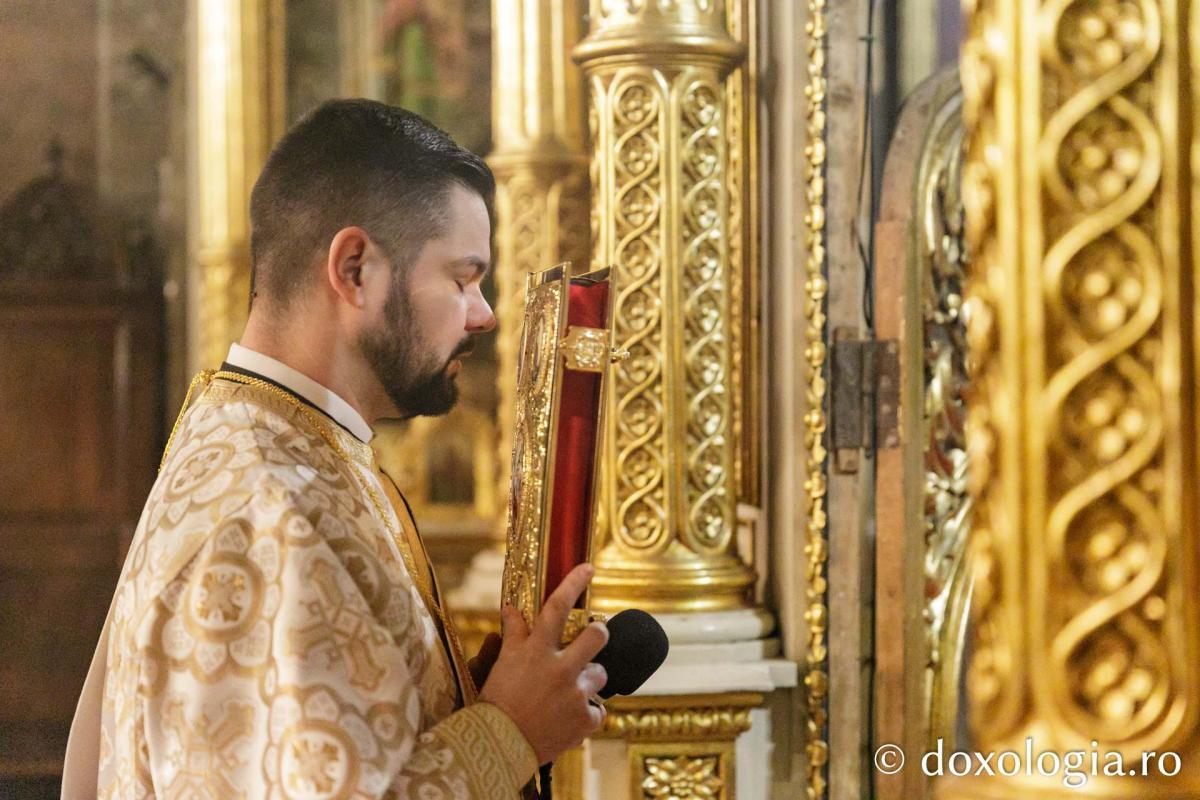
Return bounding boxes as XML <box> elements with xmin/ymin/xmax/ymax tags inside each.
<box><xmin>468</xmin><ymin>294</ymin><xmax>497</xmax><ymax>333</ymax></box>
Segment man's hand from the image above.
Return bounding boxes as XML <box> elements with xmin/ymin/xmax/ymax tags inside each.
<box><xmin>478</xmin><ymin>564</ymin><xmax>608</xmax><ymax>765</ymax></box>
<box><xmin>467</xmin><ymin>632</ymin><xmax>501</xmax><ymax>690</ymax></box>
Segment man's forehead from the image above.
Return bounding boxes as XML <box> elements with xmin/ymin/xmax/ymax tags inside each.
<box><xmin>443</xmin><ymin>187</ymin><xmax>491</xmax><ymax>235</ymax></box>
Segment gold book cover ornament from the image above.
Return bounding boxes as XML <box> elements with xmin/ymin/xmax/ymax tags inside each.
<box><xmin>500</xmin><ymin>264</ymin><xmax>626</xmax><ymax>641</ymax></box>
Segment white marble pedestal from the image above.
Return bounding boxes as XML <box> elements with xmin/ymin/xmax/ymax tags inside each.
<box><xmin>579</xmin><ymin>610</ymin><xmax>798</xmax><ymax>800</ymax></box>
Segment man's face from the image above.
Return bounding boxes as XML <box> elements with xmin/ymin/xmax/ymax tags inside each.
<box><xmin>359</xmin><ymin>183</ymin><xmax>496</xmax><ymax>418</ymax></box>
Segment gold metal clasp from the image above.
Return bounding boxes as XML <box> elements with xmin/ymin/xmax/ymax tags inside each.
<box><xmin>561</xmin><ymin>326</ymin><xmax>610</xmax><ymax>372</ymax></box>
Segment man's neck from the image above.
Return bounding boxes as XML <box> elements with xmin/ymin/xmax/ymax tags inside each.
<box><xmin>225</xmin><ymin>342</ymin><xmax>376</xmax><ymax>443</ymax></box>
<box><xmin>239</xmin><ymin>317</ymin><xmax>383</xmax><ymax>429</ymax></box>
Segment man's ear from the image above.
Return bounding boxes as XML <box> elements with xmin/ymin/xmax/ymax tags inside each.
<box><xmin>326</xmin><ymin>227</ymin><xmax>372</xmax><ymax>308</ymax></box>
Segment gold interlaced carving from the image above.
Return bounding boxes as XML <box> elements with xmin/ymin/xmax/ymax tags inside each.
<box><xmin>1040</xmin><ymin>0</ymin><xmax>1173</xmax><ymax>744</ymax></box>
<box><xmin>680</xmin><ymin>73</ymin><xmax>735</xmax><ymax>551</ymax></box>
<box><xmin>610</xmin><ymin>74</ymin><xmax>668</xmax><ymax>551</ymax></box>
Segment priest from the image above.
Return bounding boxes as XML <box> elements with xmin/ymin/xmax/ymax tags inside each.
<box><xmin>62</xmin><ymin>98</ymin><xmax>609</xmax><ymax>799</ymax></box>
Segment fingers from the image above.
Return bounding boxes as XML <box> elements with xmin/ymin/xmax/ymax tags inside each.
<box><xmin>533</xmin><ymin>564</ymin><xmax>594</xmax><ymax>647</ymax></box>
<box><xmin>585</xmin><ymin>693</ymin><xmax>606</xmax><ymax>731</ymax></box>
<box><xmin>500</xmin><ymin>604</ymin><xmax>530</xmax><ymax>646</ymax></box>
<box><xmin>568</xmin><ymin>704</ymin><xmax>605</xmax><ymax>753</ymax></box>
<box><xmin>577</xmin><ymin>662</ymin><xmax>607</xmax><ymax>698</ymax></box>
<box><xmin>562</xmin><ymin>620</ymin><xmax>609</xmax><ymax>672</ymax></box>
<box><xmin>469</xmin><ymin>631</ymin><xmax>503</xmax><ymax>689</ymax></box>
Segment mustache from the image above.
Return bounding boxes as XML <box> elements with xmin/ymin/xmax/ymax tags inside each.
<box><xmin>450</xmin><ymin>340</ymin><xmax>475</xmax><ymax>360</ymax></box>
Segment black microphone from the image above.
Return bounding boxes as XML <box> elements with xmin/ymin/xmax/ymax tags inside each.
<box><xmin>592</xmin><ymin>609</ymin><xmax>670</xmax><ymax>698</ymax></box>
<box><xmin>538</xmin><ymin>610</ymin><xmax>669</xmax><ymax>799</ymax></box>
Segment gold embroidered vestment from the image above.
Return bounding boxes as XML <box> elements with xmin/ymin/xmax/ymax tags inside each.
<box><xmin>88</xmin><ymin>377</ymin><xmax>536</xmax><ymax>799</ymax></box>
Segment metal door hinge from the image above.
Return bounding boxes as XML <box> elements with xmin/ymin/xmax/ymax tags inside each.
<box><xmin>830</xmin><ymin>332</ymin><xmax>899</xmax><ymax>473</ymax></box>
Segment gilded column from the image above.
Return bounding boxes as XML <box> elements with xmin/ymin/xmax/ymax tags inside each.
<box><xmin>944</xmin><ymin>0</ymin><xmax>1200</xmax><ymax>797</ymax></box>
<box><xmin>575</xmin><ymin>0</ymin><xmax>757</xmax><ymax>614</ymax></box>
<box><xmin>489</xmin><ymin>0</ymin><xmax>591</xmax><ymax>537</ymax></box>
<box><xmin>190</xmin><ymin>0</ymin><xmax>285</xmax><ymax>370</ymax></box>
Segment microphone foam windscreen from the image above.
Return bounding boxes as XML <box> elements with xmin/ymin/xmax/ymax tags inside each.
<box><xmin>593</xmin><ymin>609</ymin><xmax>670</xmax><ymax>699</ymax></box>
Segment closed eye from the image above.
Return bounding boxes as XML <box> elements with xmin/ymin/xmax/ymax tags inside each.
<box><xmin>452</xmin><ymin>255</ymin><xmax>491</xmax><ymax>284</ymax></box>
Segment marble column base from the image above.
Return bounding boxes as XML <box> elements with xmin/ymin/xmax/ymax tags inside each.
<box><xmin>581</xmin><ymin>609</ymin><xmax>798</xmax><ymax>800</ymax></box>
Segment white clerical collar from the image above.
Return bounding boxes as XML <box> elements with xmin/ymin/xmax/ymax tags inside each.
<box><xmin>225</xmin><ymin>343</ymin><xmax>374</xmax><ymax>443</ymax></box>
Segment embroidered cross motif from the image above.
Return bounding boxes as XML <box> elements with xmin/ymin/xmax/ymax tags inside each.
<box><xmin>288</xmin><ymin>559</ymin><xmax>389</xmax><ymax>691</ymax></box>
<box><xmin>161</xmin><ymin>698</ymin><xmax>255</xmax><ymax>798</ymax></box>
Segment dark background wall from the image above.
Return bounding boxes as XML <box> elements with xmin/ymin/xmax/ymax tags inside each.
<box><xmin>0</xmin><ymin>2</ymin><xmax>185</xmax><ymax>797</ymax></box>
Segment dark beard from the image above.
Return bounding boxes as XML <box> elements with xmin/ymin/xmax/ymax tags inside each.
<box><xmin>359</xmin><ymin>278</ymin><xmax>466</xmax><ymax>419</ymax></box>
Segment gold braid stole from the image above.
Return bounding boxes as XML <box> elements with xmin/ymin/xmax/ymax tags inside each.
<box><xmin>162</xmin><ymin>369</ymin><xmax>477</xmax><ymax>705</ymax></box>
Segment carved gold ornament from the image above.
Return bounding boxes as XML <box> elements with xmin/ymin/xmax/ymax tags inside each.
<box><xmin>593</xmin><ymin>694</ymin><xmax>757</xmax><ymax>800</ymax></box>
<box><xmin>641</xmin><ymin>754</ymin><xmax>724</xmax><ymax>800</ymax></box>
<box><xmin>599</xmin><ymin>706</ymin><xmax>755</xmax><ymax>741</ymax></box>
<box><xmin>501</xmin><ymin>271</ymin><xmax>564</xmax><ymax>627</ymax></box>
<box><xmin>946</xmin><ymin>0</ymin><xmax>1200</xmax><ymax>796</ymax></box>
<box><xmin>802</xmin><ymin>0</ymin><xmax>830</xmax><ymax>798</ymax></box>
<box><xmin>916</xmin><ymin>80</ymin><xmax>973</xmax><ymax>746</ymax></box>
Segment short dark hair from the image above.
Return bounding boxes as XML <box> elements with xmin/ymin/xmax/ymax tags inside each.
<box><xmin>248</xmin><ymin>98</ymin><xmax>495</xmax><ymax>307</ymax></box>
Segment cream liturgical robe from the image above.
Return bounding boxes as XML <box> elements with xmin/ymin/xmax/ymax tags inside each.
<box><xmin>64</xmin><ymin>371</ymin><xmax>537</xmax><ymax>799</ymax></box>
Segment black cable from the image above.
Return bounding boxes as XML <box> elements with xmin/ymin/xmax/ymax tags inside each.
<box><xmin>859</xmin><ymin>3</ymin><xmax>884</xmax><ymax>796</ymax></box>
<box><xmin>855</xmin><ymin>0</ymin><xmax>880</xmax><ymax>333</ymax></box>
